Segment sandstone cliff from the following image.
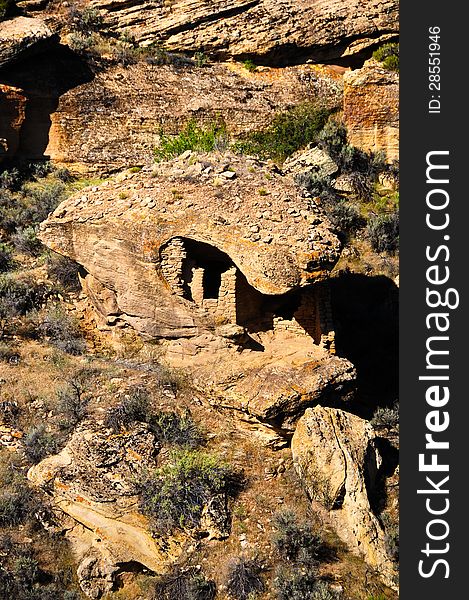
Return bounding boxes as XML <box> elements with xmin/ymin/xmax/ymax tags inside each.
<box><xmin>343</xmin><ymin>60</ymin><xmax>399</xmax><ymax>161</ymax></box>
<box><xmin>88</xmin><ymin>0</ymin><xmax>399</xmax><ymax>64</ymax></box>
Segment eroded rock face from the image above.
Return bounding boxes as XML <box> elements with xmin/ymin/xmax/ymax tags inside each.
<box><xmin>89</xmin><ymin>0</ymin><xmax>399</xmax><ymax>63</ymax></box>
<box><xmin>0</xmin><ymin>16</ymin><xmax>54</xmax><ymax>69</ymax></box>
<box><xmin>39</xmin><ymin>152</ymin><xmax>342</xmax><ymax>340</ymax></box>
<box><xmin>27</xmin><ymin>420</ymin><xmax>181</xmax><ymax>597</ymax></box>
<box><xmin>343</xmin><ymin>61</ymin><xmax>399</xmax><ymax>161</ymax></box>
<box><xmin>44</xmin><ymin>62</ymin><xmax>341</xmax><ymax>173</ymax></box>
<box><xmin>291</xmin><ymin>406</ymin><xmax>397</xmax><ymax>588</ymax></box>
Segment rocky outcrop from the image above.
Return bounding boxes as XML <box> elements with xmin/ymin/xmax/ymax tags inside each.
<box><xmin>283</xmin><ymin>144</ymin><xmax>338</xmax><ymax>178</ymax></box>
<box><xmin>27</xmin><ymin>420</ymin><xmax>182</xmax><ymax>598</ymax></box>
<box><xmin>0</xmin><ymin>16</ymin><xmax>54</xmax><ymax>69</ymax></box>
<box><xmin>202</xmin><ymin>353</ymin><xmax>356</xmax><ymax>431</ymax></box>
<box><xmin>343</xmin><ymin>61</ymin><xmax>399</xmax><ymax>161</ymax></box>
<box><xmin>39</xmin><ymin>151</ymin><xmax>341</xmax><ymax>339</ymax></box>
<box><xmin>291</xmin><ymin>406</ymin><xmax>397</xmax><ymax>588</ymax></box>
<box><xmin>89</xmin><ymin>0</ymin><xmax>398</xmax><ymax>64</ymax></box>
<box><xmin>42</xmin><ymin>62</ymin><xmax>341</xmax><ymax>173</ymax></box>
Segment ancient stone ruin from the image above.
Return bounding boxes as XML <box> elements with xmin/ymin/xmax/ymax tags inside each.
<box><xmin>39</xmin><ymin>151</ymin><xmax>340</xmax><ymax>350</ymax></box>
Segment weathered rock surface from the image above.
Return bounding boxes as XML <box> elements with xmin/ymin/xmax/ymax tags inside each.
<box><xmin>42</xmin><ymin>62</ymin><xmax>341</xmax><ymax>173</ymax></box>
<box><xmin>201</xmin><ymin>351</ymin><xmax>355</xmax><ymax>431</ymax></box>
<box><xmin>89</xmin><ymin>0</ymin><xmax>399</xmax><ymax>63</ymax></box>
<box><xmin>292</xmin><ymin>406</ymin><xmax>397</xmax><ymax>588</ymax></box>
<box><xmin>0</xmin><ymin>16</ymin><xmax>54</xmax><ymax>69</ymax></box>
<box><xmin>27</xmin><ymin>420</ymin><xmax>182</xmax><ymax>597</ymax></box>
<box><xmin>283</xmin><ymin>144</ymin><xmax>338</xmax><ymax>178</ymax></box>
<box><xmin>39</xmin><ymin>151</ymin><xmax>341</xmax><ymax>339</ymax></box>
<box><xmin>343</xmin><ymin>61</ymin><xmax>399</xmax><ymax>161</ymax></box>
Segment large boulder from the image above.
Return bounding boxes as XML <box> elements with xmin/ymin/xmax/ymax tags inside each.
<box><xmin>39</xmin><ymin>152</ymin><xmax>342</xmax><ymax>340</ymax></box>
<box><xmin>292</xmin><ymin>406</ymin><xmax>397</xmax><ymax>589</ymax></box>
<box><xmin>27</xmin><ymin>421</ymin><xmax>183</xmax><ymax>597</ymax></box>
<box><xmin>88</xmin><ymin>0</ymin><xmax>399</xmax><ymax>63</ymax></box>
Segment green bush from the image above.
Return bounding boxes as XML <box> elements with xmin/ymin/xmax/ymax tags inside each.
<box><xmin>40</xmin><ymin>305</ymin><xmax>85</xmax><ymax>355</ymax></box>
<box><xmin>154</xmin><ymin>119</ymin><xmax>229</xmax><ymax>162</ymax></box>
<box><xmin>234</xmin><ymin>103</ymin><xmax>331</xmax><ymax>162</ymax></box>
<box><xmin>242</xmin><ymin>59</ymin><xmax>257</xmax><ymax>72</ymax></box>
<box><xmin>139</xmin><ymin>450</ymin><xmax>234</xmax><ymax>533</ymax></box>
<box><xmin>152</xmin><ymin>566</ymin><xmax>216</xmax><ymax>600</ymax></box>
<box><xmin>23</xmin><ymin>424</ymin><xmax>59</xmax><ymax>464</ymax></box>
<box><xmin>0</xmin><ymin>536</ymin><xmax>81</xmax><ymax>599</ymax></box>
<box><xmin>226</xmin><ymin>557</ymin><xmax>265</xmax><ymax>600</ymax></box>
<box><xmin>19</xmin><ymin>181</ymin><xmax>66</xmax><ymax>225</ymax></box>
<box><xmin>373</xmin><ymin>43</ymin><xmax>399</xmax><ymax>71</ymax></box>
<box><xmin>367</xmin><ymin>212</ymin><xmax>399</xmax><ymax>254</ymax></box>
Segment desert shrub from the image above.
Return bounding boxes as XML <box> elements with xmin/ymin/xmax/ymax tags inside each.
<box><xmin>69</xmin><ymin>5</ymin><xmax>104</xmax><ymax>33</ymax></box>
<box><xmin>0</xmin><ymin>539</ymin><xmax>81</xmax><ymax>599</ymax></box>
<box><xmin>329</xmin><ymin>202</ymin><xmax>365</xmax><ymax>235</ymax></box>
<box><xmin>0</xmin><ymin>168</ymin><xmax>21</xmax><ymax>190</ymax></box>
<box><xmin>23</xmin><ymin>424</ymin><xmax>59</xmax><ymax>464</ymax></box>
<box><xmin>370</xmin><ymin>404</ymin><xmax>399</xmax><ymax>431</ymax></box>
<box><xmin>0</xmin><ymin>242</ymin><xmax>14</xmax><ymax>272</ymax></box>
<box><xmin>226</xmin><ymin>557</ymin><xmax>265</xmax><ymax>600</ymax></box>
<box><xmin>154</xmin><ymin>119</ymin><xmax>229</xmax><ymax>161</ymax></box>
<box><xmin>112</xmin><ymin>43</ymin><xmax>139</xmax><ymax>66</ymax></box>
<box><xmin>19</xmin><ymin>180</ymin><xmax>66</xmax><ymax>225</ymax></box>
<box><xmin>46</xmin><ymin>252</ymin><xmax>81</xmax><ymax>291</ymax></box>
<box><xmin>317</xmin><ymin>120</ymin><xmax>347</xmax><ymax>161</ymax></box>
<box><xmin>0</xmin><ymin>457</ymin><xmax>38</xmax><ymax>526</ymax></box>
<box><xmin>40</xmin><ymin>305</ymin><xmax>85</xmax><ymax>355</ymax></box>
<box><xmin>273</xmin><ymin>511</ymin><xmax>326</xmax><ymax>568</ymax></box>
<box><xmin>294</xmin><ymin>172</ymin><xmax>340</xmax><ymax>208</ymax></box>
<box><xmin>11</xmin><ymin>226</ymin><xmax>43</xmax><ymax>256</ymax></box>
<box><xmin>0</xmin><ymin>276</ymin><xmax>50</xmax><ymax>335</ymax></box>
<box><xmin>151</xmin><ymin>410</ymin><xmax>204</xmax><ymax>448</ymax></box>
<box><xmin>29</xmin><ymin>161</ymin><xmax>54</xmax><ymax>179</ymax></box>
<box><xmin>367</xmin><ymin>212</ymin><xmax>399</xmax><ymax>254</ymax></box>
<box><xmin>346</xmin><ymin>171</ymin><xmax>373</xmax><ymax>201</ymax></box>
<box><xmin>105</xmin><ymin>386</ymin><xmax>151</xmax><ymax>431</ymax></box>
<box><xmin>275</xmin><ymin>571</ymin><xmax>338</xmax><ymax>600</ymax></box>
<box><xmin>0</xmin><ymin>0</ymin><xmax>14</xmax><ymax>20</ymax></box>
<box><xmin>54</xmin><ymin>167</ymin><xmax>74</xmax><ymax>183</ymax></box>
<box><xmin>0</xmin><ymin>342</ymin><xmax>19</xmax><ymax>364</ymax></box>
<box><xmin>56</xmin><ymin>379</ymin><xmax>89</xmax><ymax>429</ymax></box>
<box><xmin>139</xmin><ymin>450</ymin><xmax>234</xmax><ymax>533</ymax></box>
<box><xmin>373</xmin><ymin>43</ymin><xmax>399</xmax><ymax>71</ymax></box>
<box><xmin>152</xmin><ymin>566</ymin><xmax>216</xmax><ymax>600</ymax></box>
<box><xmin>383</xmin><ymin>519</ymin><xmax>399</xmax><ymax>562</ymax></box>
<box><xmin>235</xmin><ymin>103</ymin><xmax>331</xmax><ymax>162</ymax></box>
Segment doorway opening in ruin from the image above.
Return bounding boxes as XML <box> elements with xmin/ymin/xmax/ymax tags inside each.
<box><xmin>203</xmin><ymin>268</ymin><xmax>222</xmax><ymax>299</ymax></box>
